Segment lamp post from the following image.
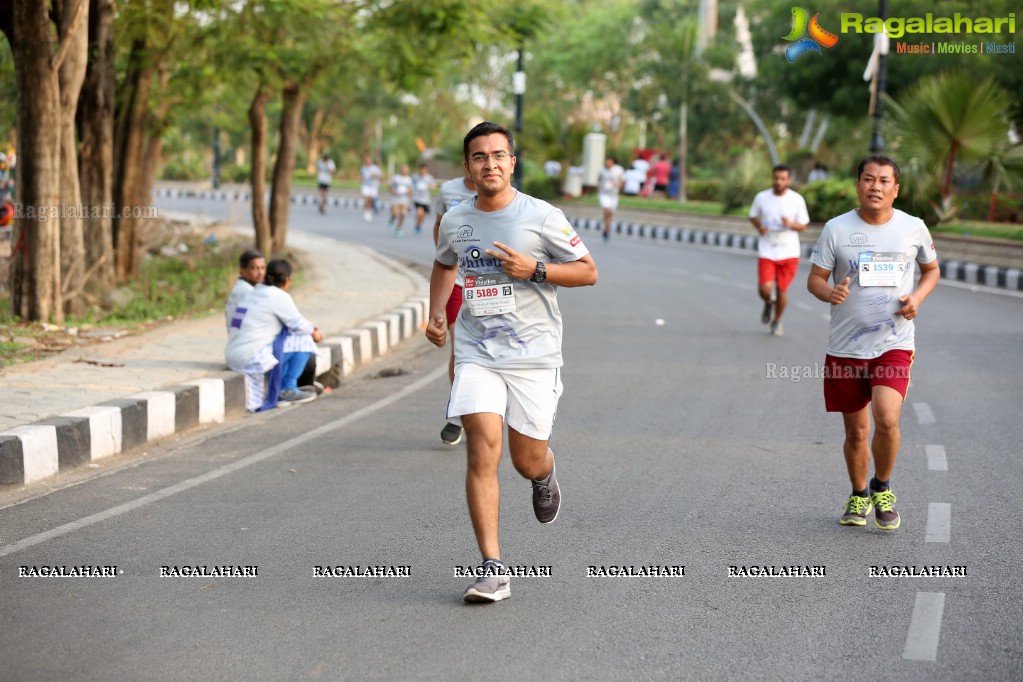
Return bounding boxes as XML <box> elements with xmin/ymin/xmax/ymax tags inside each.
<box><xmin>869</xmin><ymin>0</ymin><xmax>889</xmax><ymax>153</ymax></box>
<box><xmin>513</xmin><ymin>44</ymin><xmax>525</xmax><ymax>190</ymax></box>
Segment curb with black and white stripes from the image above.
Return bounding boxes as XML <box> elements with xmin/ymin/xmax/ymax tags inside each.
<box><xmin>0</xmin><ymin>291</ymin><xmax>429</xmax><ymax>488</ymax></box>
<box><xmin>156</xmin><ymin>187</ymin><xmax>1023</xmax><ymax>292</ymax></box>
<box><xmin>572</xmin><ymin>216</ymin><xmax>1023</xmax><ymax>292</ymax></box>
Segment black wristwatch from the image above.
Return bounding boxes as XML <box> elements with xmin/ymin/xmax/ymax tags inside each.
<box><xmin>530</xmin><ymin>261</ymin><xmax>547</xmax><ymax>283</ymax></box>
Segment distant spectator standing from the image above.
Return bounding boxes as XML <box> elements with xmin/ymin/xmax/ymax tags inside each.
<box><xmin>412</xmin><ymin>163</ymin><xmax>436</xmax><ymax>235</ymax></box>
<box><xmin>544</xmin><ymin>158</ymin><xmax>562</xmax><ymax>195</ymax></box>
<box><xmin>597</xmin><ymin>156</ymin><xmax>624</xmax><ymax>242</ymax></box>
<box><xmin>749</xmin><ymin>164</ymin><xmax>809</xmax><ymax>337</ymax></box>
<box><xmin>360</xmin><ymin>155</ymin><xmax>382</xmax><ymax>222</ymax></box>
<box><xmin>808</xmin><ymin>162</ymin><xmax>830</xmax><ymax>183</ymax></box>
<box><xmin>622</xmin><ymin>161</ymin><xmax>645</xmax><ymax>196</ymax></box>
<box><xmin>226</xmin><ymin>259</ymin><xmax>324</xmax><ymax>410</ymax></box>
<box><xmin>651</xmin><ymin>155</ymin><xmax>672</xmax><ymax>198</ymax></box>
<box><xmin>668</xmin><ymin>158</ymin><xmax>681</xmax><ymax>199</ymax></box>
<box><xmin>389</xmin><ymin>163</ymin><xmax>414</xmax><ymax>235</ymax></box>
<box><xmin>316</xmin><ymin>153</ymin><xmax>336</xmax><ymax>214</ymax></box>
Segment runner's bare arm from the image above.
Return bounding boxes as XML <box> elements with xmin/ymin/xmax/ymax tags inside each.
<box><xmin>427</xmin><ymin>260</ymin><xmax>457</xmax><ymax>347</ymax></box>
<box><xmin>895</xmin><ymin>260</ymin><xmax>940</xmax><ymax>319</ymax></box>
<box><xmin>807</xmin><ymin>264</ymin><xmax>850</xmax><ymax>304</ymax></box>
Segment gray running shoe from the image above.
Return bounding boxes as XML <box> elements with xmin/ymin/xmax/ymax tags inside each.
<box><xmin>770</xmin><ymin>321</ymin><xmax>784</xmax><ymax>337</ymax></box>
<box><xmin>279</xmin><ymin>388</ymin><xmax>316</xmax><ymax>404</ymax></box>
<box><xmin>440</xmin><ymin>422</ymin><xmax>463</xmax><ymax>445</ymax></box>
<box><xmin>761</xmin><ymin>300</ymin><xmax>772</xmax><ymax>324</ymax></box>
<box><xmin>463</xmin><ymin>559</ymin><xmax>510</xmax><ymax>603</ymax></box>
<box><xmin>531</xmin><ymin>460</ymin><xmax>561</xmax><ymax>524</ymax></box>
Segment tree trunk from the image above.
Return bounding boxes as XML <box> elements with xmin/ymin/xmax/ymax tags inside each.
<box><xmin>677</xmin><ymin>98</ymin><xmax>687</xmax><ymax>203</ymax></box>
<box><xmin>58</xmin><ymin>0</ymin><xmax>90</xmax><ymax>317</ymax></box>
<box><xmin>3</xmin><ymin>2</ymin><xmax>63</xmax><ymax>322</ymax></box>
<box><xmin>77</xmin><ymin>0</ymin><xmax>116</xmax><ymax>298</ymax></box>
<box><xmin>248</xmin><ymin>84</ymin><xmax>271</xmax><ymax>255</ymax></box>
<box><xmin>113</xmin><ymin>38</ymin><xmax>155</xmax><ymax>281</ymax></box>
<box><xmin>269</xmin><ymin>80</ymin><xmax>305</xmax><ymax>253</ymax></box>
<box><xmin>303</xmin><ymin>105</ymin><xmax>325</xmax><ymax>174</ymax></box>
<box><xmin>141</xmin><ymin>65</ymin><xmax>172</xmax><ymax>209</ymax></box>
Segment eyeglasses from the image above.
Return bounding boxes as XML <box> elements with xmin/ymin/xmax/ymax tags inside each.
<box><xmin>469</xmin><ymin>152</ymin><xmax>512</xmax><ymax>164</ymax></box>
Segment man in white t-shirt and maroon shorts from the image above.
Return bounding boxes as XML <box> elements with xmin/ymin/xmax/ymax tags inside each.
<box><xmin>807</xmin><ymin>155</ymin><xmax>940</xmax><ymax>531</ymax></box>
<box><xmin>749</xmin><ymin>165</ymin><xmax>809</xmax><ymax>337</ymax></box>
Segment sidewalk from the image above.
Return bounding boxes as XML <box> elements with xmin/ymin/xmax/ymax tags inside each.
<box><xmin>0</xmin><ymin>226</ymin><xmax>428</xmax><ymax>488</ymax></box>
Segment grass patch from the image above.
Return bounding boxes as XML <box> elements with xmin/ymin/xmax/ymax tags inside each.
<box><xmin>0</xmin><ymin>231</ymin><xmax>311</xmax><ymax>367</ymax></box>
<box><xmin>930</xmin><ymin>221</ymin><xmax>1023</xmax><ymax>241</ymax></box>
<box><xmin>560</xmin><ymin>194</ymin><xmax>748</xmax><ymax>217</ymax></box>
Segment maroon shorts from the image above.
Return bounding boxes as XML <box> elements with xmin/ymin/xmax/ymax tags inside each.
<box><xmin>758</xmin><ymin>258</ymin><xmax>799</xmax><ymax>291</ymax></box>
<box><xmin>823</xmin><ymin>349</ymin><xmax>915</xmax><ymax>413</ymax></box>
<box><xmin>445</xmin><ymin>285</ymin><xmax>463</xmax><ymax>326</ymax></box>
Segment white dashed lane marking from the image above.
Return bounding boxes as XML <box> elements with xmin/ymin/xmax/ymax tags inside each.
<box><xmin>925</xmin><ymin>503</ymin><xmax>951</xmax><ymax>543</ymax></box>
<box><xmin>913</xmin><ymin>402</ymin><xmax>936</xmax><ymax>425</ymax></box>
<box><xmin>925</xmin><ymin>445</ymin><xmax>948</xmax><ymax>471</ymax></box>
<box><xmin>903</xmin><ymin>592</ymin><xmax>946</xmax><ymax>661</ymax></box>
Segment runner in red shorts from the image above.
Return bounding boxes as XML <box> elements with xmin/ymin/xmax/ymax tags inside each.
<box><xmin>808</xmin><ymin>155</ymin><xmax>940</xmax><ymax>530</ymax></box>
<box><xmin>432</xmin><ymin>173</ymin><xmax>477</xmax><ymax>445</ymax></box>
<box><xmin>749</xmin><ymin>165</ymin><xmax>809</xmax><ymax>337</ymax></box>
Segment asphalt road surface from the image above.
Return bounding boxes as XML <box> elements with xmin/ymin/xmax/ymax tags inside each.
<box><xmin>1</xmin><ymin>193</ymin><xmax>1021</xmax><ymax>680</ymax></box>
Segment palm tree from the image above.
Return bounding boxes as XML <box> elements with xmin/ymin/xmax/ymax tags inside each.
<box><xmin>885</xmin><ymin>72</ymin><xmax>1019</xmax><ymax>223</ymax></box>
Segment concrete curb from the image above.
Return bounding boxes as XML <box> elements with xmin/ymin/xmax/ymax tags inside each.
<box><xmin>0</xmin><ymin>280</ymin><xmax>429</xmax><ymax>488</ymax></box>
<box><xmin>567</xmin><ymin>216</ymin><xmax>1023</xmax><ymax>293</ymax></box>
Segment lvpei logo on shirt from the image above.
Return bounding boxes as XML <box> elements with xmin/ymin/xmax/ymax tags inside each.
<box><xmin>783</xmin><ymin>7</ymin><xmax>839</xmax><ymax>62</ymax></box>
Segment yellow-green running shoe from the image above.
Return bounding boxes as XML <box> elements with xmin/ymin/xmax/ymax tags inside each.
<box><xmin>840</xmin><ymin>494</ymin><xmax>873</xmax><ymax>526</ymax></box>
<box><xmin>870</xmin><ymin>489</ymin><xmax>901</xmax><ymax>530</ymax></box>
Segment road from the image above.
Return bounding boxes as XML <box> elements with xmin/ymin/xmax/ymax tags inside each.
<box><xmin>2</xmin><ymin>192</ymin><xmax>1021</xmax><ymax>680</ymax></box>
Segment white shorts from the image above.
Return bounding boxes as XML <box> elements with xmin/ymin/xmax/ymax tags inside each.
<box><xmin>598</xmin><ymin>193</ymin><xmax>618</xmax><ymax>211</ymax></box>
<box><xmin>361</xmin><ymin>186</ymin><xmax>378</xmax><ymax>199</ymax></box>
<box><xmin>446</xmin><ymin>363</ymin><xmax>563</xmax><ymax>441</ymax></box>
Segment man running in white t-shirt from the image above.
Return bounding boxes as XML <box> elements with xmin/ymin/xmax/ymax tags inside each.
<box><xmin>597</xmin><ymin>156</ymin><xmax>624</xmax><ymax>243</ymax></box>
<box><xmin>360</xmin><ymin>155</ymin><xmax>382</xmax><ymax>222</ymax></box>
<box><xmin>749</xmin><ymin>165</ymin><xmax>810</xmax><ymax>337</ymax></box>
<box><xmin>427</xmin><ymin>122</ymin><xmax>598</xmax><ymax>603</ymax></box>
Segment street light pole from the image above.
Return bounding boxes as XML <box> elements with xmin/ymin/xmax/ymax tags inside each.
<box><xmin>869</xmin><ymin>0</ymin><xmax>889</xmax><ymax>153</ymax></box>
<box><xmin>513</xmin><ymin>44</ymin><xmax>525</xmax><ymax>190</ymax></box>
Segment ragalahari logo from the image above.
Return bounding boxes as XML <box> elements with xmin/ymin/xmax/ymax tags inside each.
<box><xmin>783</xmin><ymin>7</ymin><xmax>839</xmax><ymax>62</ymax></box>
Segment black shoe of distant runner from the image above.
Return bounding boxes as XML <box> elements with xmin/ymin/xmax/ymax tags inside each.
<box><xmin>440</xmin><ymin>422</ymin><xmax>463</xmax><ymax>445</ymax></box>
<box><xmin>761</xmin><ymin>300</ymin><xmax>772</xmax><ymax>324</ymax></box>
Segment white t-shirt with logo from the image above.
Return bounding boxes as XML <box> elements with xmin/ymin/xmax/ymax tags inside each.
<box><xmin>436</xmin><ymin>191</ymin><xmax>590</xmax><ymax>369</ymax></box>
<box><xmin>390</xmin><ymin>174</ymin><xmax>414</xmax><ymax>206</ymax></box>
<box><xmin>412</xmin><ymin>173</ymin><xmax>435</xmax><ymax>205</ymax></box>
<box><xmin>598</xmin><ymin>165</ymin><xmax>624</xmax><ymax>199</ymax></box>
<box><xmin>749</xmin><ymin>188</ymin><xmax>810</xmax><ymax>261</ymax></box>
<box><xmin>316</xmin><ymin>158</ymin><xmax>335</xmax><ymax>185</ymax></box>
<box><xmin>360</xmin><ymin>164</ymin><xmax>381</xmax><ymax>196</ymax></box>
<box><xmin>810</xmin><ymin>208</ymin><xmax>937</xmax><ymax>359</ymax></box>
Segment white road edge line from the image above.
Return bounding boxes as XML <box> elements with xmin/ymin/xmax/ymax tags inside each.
<box><xmin>903</xmin><ymin>592</ymin><xmax>946</xmax><ymax>661</ymax></box>
<box><xmin>913</xmin><ymin>402</ymin><xmax>936</xmax><ymax>425</ymax></box>
<box><xmin>925</xmin><ymin>503</ymin><xmax>951</xmax><ymax>543</ymax></box>
<box><xmin>925</xmin><ymin>445</ymin><xmax>948</xmax><ymax>471</ymax></box>
<box><xmin>0</xmin><ymin>363</ymin><xmax>449</xmax><ymax>558</ymax></box>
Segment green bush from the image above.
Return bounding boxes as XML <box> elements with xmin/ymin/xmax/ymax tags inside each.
<box><xmin>955</xmin><ymin>192</ymin><xmax>1023</xmax><ymax>223</ymax></box>
<box><xmin>160</xmin><ymin>157</ymin><xmax>208</xmax><ymax>181</ymax></box>
<box><xmin>721</xmin><ymin>150</ymin><xmax>770</xmax><ymax>214</ymax></box>
<box><xmin>801</xmin><ymin>177</ymin><xmax>859</xmax><ymax>222</ymax></box>
<box><xmin>220</xmin><ymin>163</ymin><xmax>251</xmax><ymax>184</ymax></box>
<box><xmin>685</xmin><ymin>178</ymin><xmax>721</xmax><ymax>202</ymax></box>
